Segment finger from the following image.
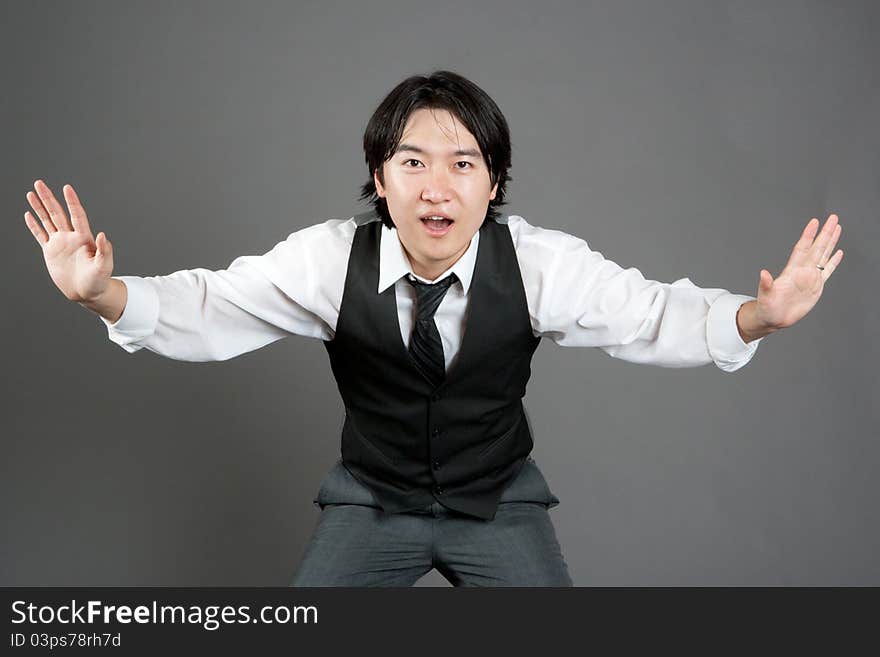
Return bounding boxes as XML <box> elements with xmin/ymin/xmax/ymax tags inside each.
<box><xmin>96</xmin><ymin>232</ymin><xmax>112</xmax><ymax>260</ymax></box>
<box><xmin>787</xmin><ymin>217</ymin><xmax>819</xmax><ymax>267</ymax></box>
<box><xmin>819</xmin><ymin>223</ymin><xmax>841</xmax><ymax>264</ymax></box>
<box><xmin>34</xmin><ymin>179</ymin><xmax>73</xmax><ymax>231</ymax></box>
<box><xmin>63</xmin><ymin>184</ymin><xmax>95</xmax><ymax>241</ymax></box>
<box><xmin>821</xmin><ymin>249</ymin><xmax>843</xmax><ymax>280</ymax></box>
<box><xmin>808</xmin><ymin>213</ymin><xmax>839</xmax><ymax>263</ymax></box>
<box><xmin>26</xmin><ymin>189</ymin><xmax>57</xmax><ymax>234</ymax></box>
<box><xmin>759</xmin><ymin>269</ymin><xmax>773</xmax><ymax>294</ymax></box>
<box><xmin>96</xmin><ymin>231</ymin><xmax>104</xmax><ymax>256</ymax></box>
<box><xmin>24</xmin><ymin>211</ymin><xmax>49</xmax><ymax>246</ymax></box>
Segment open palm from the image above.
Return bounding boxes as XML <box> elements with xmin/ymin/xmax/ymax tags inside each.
<box><xmin>24</xmin><ymin>180</ymin><xmax>114</xmax><ymax>303</ymax></box>
<box><xmin>754</xmin><ymin>214</ymin><xmax>843</xmax><ymax>330</ymax></box>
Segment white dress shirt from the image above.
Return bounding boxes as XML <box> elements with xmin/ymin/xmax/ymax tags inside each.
<box><xmin>100</xmin><ymin>214</ymin><xmax>762</xmax><ymax>372</ymax></box>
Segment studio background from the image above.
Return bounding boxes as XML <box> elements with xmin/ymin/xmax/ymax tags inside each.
<box><xmin>2</xmin><ymin>0</ymin><xmax>877</xmax><ymax>585</ymax></box>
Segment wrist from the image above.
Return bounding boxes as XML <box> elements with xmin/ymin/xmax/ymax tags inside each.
<box><xmin>79</xmin><ymin>279</ymin><xmax>127</xmax><ymax>323</ymax></box>
<box><xmin>78</xmin><ymin>281</ymin><xmax>111</xmax><ymax>310</ymax></box>
<box><xmin>736</xmin><ymin>300</ymin><xmax>778</xmax><ymax>343</ymax></box>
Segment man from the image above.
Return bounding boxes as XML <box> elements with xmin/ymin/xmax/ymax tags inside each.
<box><xmin>23</xmin><ymin>71</ymin><xmax>843</xmax><ymax>586</ymax></box>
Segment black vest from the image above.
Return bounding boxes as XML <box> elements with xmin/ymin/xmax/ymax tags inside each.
<box><xmin>323</xmin><ymin>215</ymin><xmax>541</xmax><ymax>520</ymax></box>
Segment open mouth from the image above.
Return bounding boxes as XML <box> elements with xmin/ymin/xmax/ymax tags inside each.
<box><xmin>420</xmin><ymin>216</ymin><xmax>454</xmax><ymax>235</ymax></box>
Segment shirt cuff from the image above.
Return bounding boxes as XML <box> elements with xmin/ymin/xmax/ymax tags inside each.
<box><xmin>706</xmin><ymin>292</ymin><xmax>763</xmax><ymax>372</ymax></box>
<box><xmin>99</xmin><ymin>276</ymin><xmax>159</xmax><ymax>349</ymax></box>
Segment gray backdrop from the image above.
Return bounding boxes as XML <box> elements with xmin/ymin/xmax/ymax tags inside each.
<box><xmin>2</xmin><ymin>0</ymin><xmax>877</xmax><ymax>586</ymax></box>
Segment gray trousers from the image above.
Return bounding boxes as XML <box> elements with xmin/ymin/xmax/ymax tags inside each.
<box><xmin>290</xmin><ymin>457</ymin><xmax>573</xmax><ymax>587</ymax></box>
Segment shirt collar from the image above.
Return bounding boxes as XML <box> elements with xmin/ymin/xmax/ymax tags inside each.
<box><xmin>377</xmin><ymin>224</ymin><xmax>479</xmax><ymax>295</ymax></box>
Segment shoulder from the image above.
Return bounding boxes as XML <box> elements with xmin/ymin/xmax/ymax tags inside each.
<box><xmin>283</xmin><ymin>214</ymin><xmax>365</xmax><ymax>247</ymax></box>
<box><xmin>256</xmin><ymin>214</ymin><xmax>366</xmax><ymax>278</ymax></box>
<box><xmin>501</xmin><ymin>214</ymin><xmax>594</xmax><ymax>255</ymax></box>
<box><xmin>271</xmin><ymin>212</ymin><xmax>376</xmax><ymax>256</ymax></box>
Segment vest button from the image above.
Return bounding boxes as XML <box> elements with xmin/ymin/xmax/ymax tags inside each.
<box><xmin>431</xmin><ymin>427</ymin><xmax>441</xmax><ymax>437</ymax></box>
<box><xmin>430</xmin><ymin>393</ymin><xmax>442</xmax><ymax>402</ymax></box>
<box><xmin>432</xmin><ymin>459</ymin><xmax>441</xmax><ymax>470</ymax></box>
<box><xmin>434</xmin><ymin>484</ymin><xmax>444</xmax><ymax>496</ymax></box>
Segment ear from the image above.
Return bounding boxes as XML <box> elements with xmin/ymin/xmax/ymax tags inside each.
<box><xmin>373</xmin><ymin>168</ymin><xmax>386</xmax><ymax>198</ymax></box>
<box><xmin>489</xmin><ymin>181</ymin><xmax>498</xmax><ymax>201</ymax></box>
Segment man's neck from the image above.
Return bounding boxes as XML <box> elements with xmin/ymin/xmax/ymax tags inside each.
<box><xmin>405</xmin><ymin>243</ymin><xmax>469</xmax><ymax>282</ymax></box>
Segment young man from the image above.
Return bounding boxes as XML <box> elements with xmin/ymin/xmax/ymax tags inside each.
<box><xmin>23</xmin><ymin>71</ymin><xmax>843</xmax><ymax>586</ymax></box>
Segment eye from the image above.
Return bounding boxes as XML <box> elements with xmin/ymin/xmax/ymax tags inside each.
<box><xmin>403</xmin><ymin>159</ymin><xmax>423</xmax><ymax>167</ymax></box>
<box><xmin>455</xmin><ymin>161</ymin><xmax>473</xmax><ymax>170</ymax></box>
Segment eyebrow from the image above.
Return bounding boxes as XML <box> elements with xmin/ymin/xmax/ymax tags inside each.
<box><xmin>395</xmin><ymin>143</ymin><xmax>483</xmax><ymax>158</ymax></box>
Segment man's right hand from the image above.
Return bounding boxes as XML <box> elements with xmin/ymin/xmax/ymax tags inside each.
<box><xmin>24</xmin><ymin>180</ymin><xmax>116</xmax><ymax>304</ymax></box>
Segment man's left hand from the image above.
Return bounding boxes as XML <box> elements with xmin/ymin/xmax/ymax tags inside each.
<box><xmin>751</xmin><ymin>213</ymin><xmax>844</xmax><ymax>333</ymax></box>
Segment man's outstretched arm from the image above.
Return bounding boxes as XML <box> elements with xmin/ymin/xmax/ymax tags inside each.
<box><xmin>508</xmin><ymin>213</ymin><xmax>843</xmax><ymax>372</ymax></box>
<box><xmin>23</xmin><ymin>180</ymin><xmax>348</xmax><ymax>362</ymax></box>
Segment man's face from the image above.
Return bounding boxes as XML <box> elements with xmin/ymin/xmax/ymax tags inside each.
<box><xmin>374</xmin><ymin>108</ymin><xmax>498</xmax><ymax>280</ymax></box>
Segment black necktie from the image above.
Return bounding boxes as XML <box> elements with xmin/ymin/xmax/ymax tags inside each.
<box><xmin>406</xmin><ymin>273</ymin><xmax>457</xmax><ymax>387</ymax></box>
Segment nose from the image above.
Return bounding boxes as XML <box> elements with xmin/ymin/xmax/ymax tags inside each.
<box><xmin>420</xmin><ymin>167</ymin><xmax>453</xmax><ymax>203</ymax></box>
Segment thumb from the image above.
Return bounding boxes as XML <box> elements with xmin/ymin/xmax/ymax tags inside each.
<box><xmin>96</xmin><ymin>232</ymin><xmax>112</xmax><ymax>259</ymax></box>
<box><xmin>759</xmin><ymin>269</ymin><xmax>773</xmax><ymax>293</ymax></box>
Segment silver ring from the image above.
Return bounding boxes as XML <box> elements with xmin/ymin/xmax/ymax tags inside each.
<box><xmin>816</xmin><ymin>264</ymin><xmax>825</xmax><ymax>271</ymax></box>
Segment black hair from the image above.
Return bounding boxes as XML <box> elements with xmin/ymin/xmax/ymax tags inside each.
<box><xmin>358</xmin><ymin>70</ymin><xmax>512</xmax><ymax>229</ymax></box>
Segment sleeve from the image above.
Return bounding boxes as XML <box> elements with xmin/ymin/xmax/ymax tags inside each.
<box><xmin>99</xmin><ymin>218</ymin><xmax>354</xmax><ymax>362</ymax></box>
<box><xmin>509</xmin><ymin>215</ymin><xmax>763</xmax><ymax>372</ymax></box>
